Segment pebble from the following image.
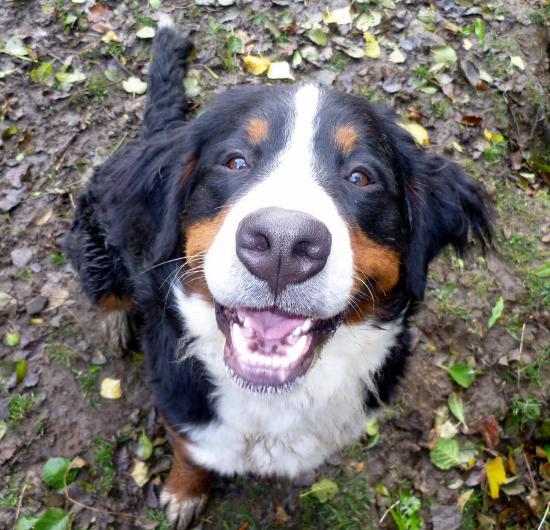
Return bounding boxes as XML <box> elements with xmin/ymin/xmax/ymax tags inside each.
<box><xmin>26</xmin><ymin>295</ymin><xmax>48</xmax><ymax>315</ymax></box>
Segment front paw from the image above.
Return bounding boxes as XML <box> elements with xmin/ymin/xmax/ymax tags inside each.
<box><xmin>159</xmin><ymin>488</ymin><xmax>207</xmax><ymax>529</ymax></box>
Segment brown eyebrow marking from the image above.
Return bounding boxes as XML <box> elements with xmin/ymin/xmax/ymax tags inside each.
<box><xmin>246</xmin><ymin>117</ymin><xmax>269</xmax><ymax>144</ymax></box>
<box><xmin>335</xmin><ymin>124</ymin><xmax>359</xmax><ymax>154</ymax></box>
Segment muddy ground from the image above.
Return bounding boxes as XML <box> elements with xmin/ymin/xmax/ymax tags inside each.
<box><xmin>1</xmin><ymin>0</ymin><xmax>549</xmax><ymax>529</ymax></box>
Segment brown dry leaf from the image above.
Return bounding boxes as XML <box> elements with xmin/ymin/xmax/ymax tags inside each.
<box><xmin>36</xmin><ymin>208</ymin><xmax>53</xmax><ymax>226</ymax></box>
<box><xmin>460</xmin><ymin>115</ymin><xmax>483</xmax><ymax>127</ymax></box>
<box><xmin>130</xmin><ymin>460</ymin><xmax>149</xmax><ymax>487</ymax></box>
<box><xmin>273</xmin><ymin>504</ymin><xmax>290</xmax><ymax>524</ymax></box>
<box><xmin>40</xmin><ymin>284</ymin><xmax>69</xmax><ymax>307</ymax></box>
<box><xmin>457</xmin><ymin>489</ymin><xmax>474</xmax><ymax>513</ymax></box>
<box><xmin>87</xmin><ymin>3</ymin><xmax>113</xmax><ymax>33</ymax></box>
<box><xmin>470</xmin><ymin>416</ymin><xmax>500</xmax><ymax>449</ymax></box>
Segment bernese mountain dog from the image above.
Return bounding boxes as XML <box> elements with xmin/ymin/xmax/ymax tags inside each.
<box><xmin>66</xmin><ymin>15</ymin><xmax>493</xmax><ymax>529</ymax></box>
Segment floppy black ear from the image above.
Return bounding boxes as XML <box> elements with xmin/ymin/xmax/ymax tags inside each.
<box><xmin>404</xmin><ymin>151</ymin><xmax>494</xmax><ymax>300</ymax></box>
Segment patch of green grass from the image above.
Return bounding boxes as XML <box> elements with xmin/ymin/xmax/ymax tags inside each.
<box><xmin>93</xmin><ymin>436</ymin><xmax>116</xmax><ymax>475</ymax></box>
<box><xmin>85</xmin><ymin>74</ymin><xmax>110</xmax><ymax>102</ymax></box>
<box><xmin>8</xmin><ymin>394</ymin><xmax>36</xmax><ymax>424</ymax></box>
<box><xmin>298</xmin><ymin>475</ymin><xmax>372</xmax><ymax>529</ymax></box>
<box><xmin>0</xmin><ymin>476</ymin><xmax>21</xmax><ymax>508</ymax></box>
<box><xmin>511</xmin><ymin>396</ymin><xmax>542</xmax><ymax>423</ymax></box>
<box><xmin>146</xmin><ymin>509</ymin><xmax>170</xmax><ymax>530</ymax></box>
<box><xmin>360</xmin><ymin>85</ymin><xmax>382</xmax><ymax>104</ymax></box>
<box><xmin>387</xmin><ymin>489</ymin><xmax>423</xmax><ymax>530</ymax></box>
<box><xmin>529</xmin><ymin>9</ymin><xmax>550</xmax><ymax>26</ymax></box>
<box><xmin>329</xmin><ymin>51</ymin><xmax>351</xmax><ymax>71</ymax></box>
<box><xmin>50</xmin><ymin>252</ymin><xmax>65</xmax><ymax>267</ymax></box>
<box><xmin>106</xmin><ymin>43</ymin><xmax>125</xmax><ymax>57</ymax></box>
<box><xmin>483</xmin><ymin>140</ymin><xmax>507</xmax><ymax>166</ymax></box>
<box><xmin>414</xmin><ymin>65</ymin><xmax>430</xmax><ymax>81</ymax></box>
<box><xmin>76</xmin><ymin>366</ymin><xmax>102</xmax><ymax>402</ymax></box>
<box><xmin>500</xmin><ymin>233</ymin><xmax>538</xmax><ymax>266</ymax></box>
<box><xmin>459</xmin><ymin>489</ymin><xmax>483</xmax><ymax>530</ymax></box>
<box><xmin>430</xmin><ymin>282</ymin><xmax>470</xmax><ymax>321</ymax></box>
<box><xmin>432</xmin><ymin>101</ymin><xmax>447</xmax><ymax>119</ymax></box>
<box><xmin>13</xmin><ymin>267</ymin><xmax>32</xmax><ymax>284</ymax></box>
<box><xmin>518</xmin><ymin>347</ymin><xmax>550</xmax><ymax>386</ymax></box>
<box><xmin>134</xmin><ymin>13</ymin><xmax>156</xmax><ymax>27</ymax></box>
<box><xmin>46</xmin><ymin>342</ymin><xmax>78</xmax><ymax>370</ymax></box>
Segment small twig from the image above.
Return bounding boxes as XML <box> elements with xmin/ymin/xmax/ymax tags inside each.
<box><xmin>379</xmin><ymin>499</ymin><xmax>400</xmax><ymax>524</ymax></box>
<box><xmin>109</xmin><ymin>132</ymin><xmax>128</xmax><ymax>157</ymax></box>
<box><xmin>517</xmin><ymin>322</ymin><xmax>525</xmax><ymax>389</ymax></box>
<box><xmin>523</xmin><ymin>450</ymin><xmax>536</xmax><ymax>491</ymax></box>
<box><xmin>63</xmin><ymin>463</ymin><xmax>136</xmax><ymax>520</ymax></box>
<box><xmin>537</xmin><ymin>502</ymin><xmax>550</xmax><ymax>530</ymax></box>
<box><xmin>15</xmin><ymin>483</ymin><xmax>28</xmax><ymax>522</ymax></box>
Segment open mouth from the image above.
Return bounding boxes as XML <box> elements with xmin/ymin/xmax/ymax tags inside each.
<box><xmin>216</xmin><ymin>304</ymin><xmax>341</xmax><ymax>390</ymax></box>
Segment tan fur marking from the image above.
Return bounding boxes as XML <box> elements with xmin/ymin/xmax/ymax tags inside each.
<box><xmin>335</xmin><ymin>124</ymin><xmax>359</xmax><ymax>154</ymax></box>
<box><xmin>183</xmin><ymin>211</ymin><xmax>227</xmax><ymax>298</ymax></box>
<box><xmin>97</xmin><ymin>293</ymin><xmax>131</xmax><ymax>312</ymax></box>
<box><xmin>346</xmin><ymin>228</ymin><xmax>400</xmax><ymax>323</ymax></box>
<box><xmin>164</xmin><ymin>427</ymin><xmax>211</xmax><ymax>501</ymax></box>
<box><xmin>246</xmin><ymin>117</ymin><xmax>269</xmax><ymax>145</ymax></box>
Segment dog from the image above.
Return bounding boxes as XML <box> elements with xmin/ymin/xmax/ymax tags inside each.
<box><xmin>66</xmin><ymin>15</ymin><xmax>493</xmax><ymax>529</ymax></box>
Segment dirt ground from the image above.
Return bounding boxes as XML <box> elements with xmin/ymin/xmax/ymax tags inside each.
<box><xmin>1</xmin><ymin>1</ymin><xmax>549</xmax><ymax>529</ymax></box>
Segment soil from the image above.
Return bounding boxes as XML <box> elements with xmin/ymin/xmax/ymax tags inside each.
<box><xmin>1</xmin><ymin>1</ymin><xmax>549</xmax><ymax>529</ymax></box>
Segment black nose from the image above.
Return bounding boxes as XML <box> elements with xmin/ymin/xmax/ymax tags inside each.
<box><xmin>236</xmin><ymin>207</ymin><xmax>332</xmax><ymax>295</ymax></box>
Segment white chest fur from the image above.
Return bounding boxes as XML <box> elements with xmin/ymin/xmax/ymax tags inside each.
<box><xmin>174</xmin><ymin>289</ymin><xmax>401</xmax><ymax>477</ymax></box>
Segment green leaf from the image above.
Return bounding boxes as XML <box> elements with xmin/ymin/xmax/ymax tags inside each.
<box><xmin>34</xmin><ymin>508</ymin><xmax>71</xmax><ymax>530</ymax></box>
<box><xmin>533</xmin><ymin>262</ymin><xmax>550</xmax><ymax>278</ymax></box>
<box><xmin>15</xmin><ymin>359</ymin><xmax>28</xmax><ymax>384</ymax></box>
<box><xmin>487</xmin><ymin>296</ymin><xmax>504</xmax><ymax>329</ymax></box>
<box><xmin>30</xmin><ymin>62</ymin><xmax>54</xmax><ymax>84</ymax></box>
<box><xmin>148</xmin><ymin>0</ymin><xmax>160</xmax><ymax>10</ymax></box>
<box><xmin>364</xmin><ymin>417</ymin><xmax>379</xmax><ymax>437</ymax></box>
<box><xmin>136</xmin><ymin>26</ymin><xmax>156</xmax><ymax>39</ymax></box>
<box><xmin>544</xmin><ymin>444</ymin><xmax>550</xmax><ymax>463</ymax></box>
<box><xmin>308</xmin><ymin>478</ymin><xmax>339</xmax><ymax>503</ymax></box>
<box><xmin>136</xmin><ymin>432</ymin><xmax>153</xmax><ymax>460</ymax></box>
<box><xmin>3</xmin><ymin>36</ymin><xmax>29</xmax><ymax>58</ymax></box>
<box><xmin>474</xmin><ymin>18</ymin><xmax>485</xmax><ymax>44</ymax></box>
<box><xmin>225</xmin><ymin>35</ymin><xmax>243</xmax><ymax>70</ymax></box>
<box><xmin>307</xmin><ymin>29</ymin><xmax>328</xmax><ymax>47</ymax></box>
<box><xmin>55</xmin><ymin>70</ymin><xmax>86</xmax><ymax>86</ymax></box>
<box><xmin>448</xmin><ymin>391</ymin><xmax>465</xmax><ymax>424</ymax></box>
<box><xmin>429</xmin><ymin>438</ymin><xmax>461</xmax><ymax>470</ymax></box>
<box><xmin>5</xmin><ymin>331</ymin><xmax>20</xmax><ymax>347</ymax></box>
<box><xmin>431</xmin><ymin>45</ymin><xmax>457</xmax><ymax>68</ymax></box>
<box><xmin>15</xmin><ymin>516</ymin><xmax>40</xmax><ymax>530</ymax></box>
<box><xmin>448</xmin><ymin>363</ymin><xmax>476</xmax><ymax>389</ymax></box>
<box><xmin>43</xmin><ymin>457</ymin><xmax>77</xmax><ymax>489</ymax></box>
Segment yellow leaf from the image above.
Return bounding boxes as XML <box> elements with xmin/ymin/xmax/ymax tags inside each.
<box><xmin>398</xmin><ymin>121</ymin><xmax>430</xmax><ymax>146</ymax></box>
<box><xmin>483</xmin><ymin>129</ymin><xmax>505</xmax><ymax>143</ymax></box>
<box><xmin>485</xmin><ymin>456</ymin><xmax>507</xmax><ymax>499</ymax></box>
<box><xmin>363</xmin><ymin>32</ymin><xmax>380</xmax><ymax>59</ymax></box>
<box><xmin>242</xmin><ymin>55</ymin><xmax>270</xmax><ymax>76</ymax></box>
<box><xmin>457</xmin><ymin>489</ymin><xmax>474</xmax><ymax>513</ymax></box>
<box><xmin>452</xmin><ymin>141</ymin><xmax>463</xmax><ymax>153</ymax></box>
<box><xmin>510</xmin><ymin>55</ymin><xmax>525</xmax><ymax>71</ymax></box>
<box><xmin>323</xmin><ymin>6</ymin><xmax>353</xmax><ymax>25</ymax></box>
<box><xmin>101</xmin><ymin>30</ymin><xmax>119</xmax><ymax>44</ymax></box>
<box><xmin>130</xmin><ymin>460</ymin><xmax>149</xmax><ymax>487</ymax></box>
<box><xmin>100</xmin><ymin>377</ymin><xmax>122</xmax><ymax>399</ymax></box>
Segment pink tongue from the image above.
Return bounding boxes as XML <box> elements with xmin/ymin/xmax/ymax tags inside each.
<box><xmin>238</xmin><ymin>308</ymin><xmax>306</xmax><ymax>341</ymax></box>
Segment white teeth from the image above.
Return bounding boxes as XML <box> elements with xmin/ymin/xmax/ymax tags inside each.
<box><xmin>243</xmin><ymin>317</ymin><xmax>252</xmax><ymax>330</ymax></box>
<box><xmin>302</xmin><ymin>319</ymin><xmax>312</xmax><ymax>334</ymax></box>
<box><xmin>291</xmin><ymin>326</ymin><xmax>301</xmax><ymax>337</ymax></box>
<box><xmin>231</xmin><ymin>323</ymin><xmax>248</xmax><ymax>355</ymax></box>
<box><xmin>287</xmin><ymin>335</ymin><xmax>308</xmax><ymax>362</ymax></box>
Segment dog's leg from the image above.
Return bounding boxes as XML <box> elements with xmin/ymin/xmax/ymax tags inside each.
<box><xmin>160</xmin><ymin>429</ymin><xmax>210</xmax><ymax>529</ymax></box>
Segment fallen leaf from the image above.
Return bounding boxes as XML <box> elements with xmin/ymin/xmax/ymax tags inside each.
<box><xmin>461</xmin><ymin>115</ymin><xmax>483</xmax><ymax>127</ymax></box>
<box><xmin>448</xmin><ymin>391</ymin><xmax>466</xmax><ymax>425</ymax></box>
<box><xmin>136</xmin><ymin>432</ymin><xmax>153</xmax><ymax>460</ymax></box>
<box><xmin>56</xmin><ymin>70</ymin><xmax>86</xmax><ymax>86</ymax></box>
<box><xmin>5</xmin><ymin>331</ymin><xmax>20</xmax><ymax>347</ymax></box>
<box><xmin>3</xmin><ymin>36</ymin><xmax>29</xmax><ymax>58</ymax></box>
<box><xmin>130</xmin><ymin>460</ymin><xmax>149</xmax><ymax>487</ymax></box>
<box><xmin>43</xmin><ymin>457</ymin><xmax>78</xmax><ymax>489</ymax></box>
<box><xmin>101</xmin><ymin>30</ymin><xmax>120</xmax><ymax>43</ymax></box>
<box><xmin>474</xmin><ymin>18</ymin><xmax>486</xmax><ymax>44</ymax></box>
<box><xmin>483</xmin><ymin>129</ymin><xmax>505</xmax><ymax>143</ymax></box>
<box><xmin>356</xmin><ymin>11</ymin><xmax>382</xmax><ymax>30</ymax></box>
<box><xmin>485</xmin><ymin>456</ymin><xmax>506</xmax><ymax>499</ymax></box>
<box><xmin>136</xmin><ymin>26</ymin><xmax>156</xmax><ymax>39</ymax></box>
<box><xmin>307</xmin><ymin>28</ymin><xmax>328</xmax><ymax>47</ymax></box>
<box><xmin>510</xmin><ymin>55</ymin><xmax>525</xmax><ymax>71</ymax></box>
<box><xmin>363</xmin><ymin>32</ymin><xmax>380</xmax><ymax>58</ymax></box>
<box><xmin>16</xmin><ymin>509</ymin><xmax>71</xmax><ymax>530</ymax></box>
<box><xmin>100</xmin><ymin>377</ymin><xmax>122</xmax><ymax>399</ymax></box>
<box><xmin>36</xmin><ymin>208</ymin><xmax>53</xmax><ymax>226</ymax></box>
<box><xmin>398</xmin><ymin>121</ymin><xmax>429</xmax><ymax>145</ymax></box>
<box><xmin>457</xmin><ymin>489</ymin><xmax>474</xmax><ymax>513</ymax></box>
<box><xmin>447</xmin><ymin>362</ymin><xmax>476</xmax><ymax>388</ymax></box>
<box><xmin>432</xmin><ymin>45</ymin><xmax>457</xmax><ymax>68</ymax></box>
<box><xmin>306</xmin><ymin>478</ymin><xmax>339</xmax><ymax>503</ymax></box>
<box><xmin>122</xmin><ymin>76</ymin><xmax>147</xmax><ymax>95</ymax></box>
<box><xmin>388</xmin><ymin>48</ymin><xmax>406</xmax><ymax>64</ymax></box>
<box><xmin>30</xmin><ymin>62</ymin><xmax>54</xmax><ymax>84</ymax></box>
<box><xmin>87</xmin><ymin>3</ymin><xmax>113</xmax><ymax>32</ymax></box>
<box><xmin>487</xmin><ymin>296</ymin><xmax>504</xmax><ymax>329</ymax></box>
<box><xmin>430</xmin><ymin>438</ymin><xmax>462</xmax><ymax>470</ymax></box>
<box><xmin>242</xmin><ymin>55</ymin><xmax>270</xmax><ymax>75</ymax></box>
<box><xmin>323</xmin><ymin>6</ymin><xmax>353</xmax><ymax>25</ymax></box>
<box><xmin>267</xmin><ymin>61</ymin><xmax>294</xmax><ymax>80</ymax></box>
<box><xmin>470</xmin><ymin>416</ymin><xmax>500</xmax><ymax>449</ymax></box>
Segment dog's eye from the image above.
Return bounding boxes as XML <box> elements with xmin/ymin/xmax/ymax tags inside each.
<box><xmin>226</xmin><ymin>157</ymin><xmax>248</xmax><ymax>171</ymax></box>
<box><xmin>346</xmin><ymin>171</ymin><xmax>369</xmax><ymax>187</ymax></box>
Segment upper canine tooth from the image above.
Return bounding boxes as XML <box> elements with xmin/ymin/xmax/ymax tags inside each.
<box><xmin>301</xmin><ymin>319</ymin><xmax>312</xmax><ymax>334</ymax></box>
<box><xmin>291</xmin><ymin>326</ymin><xmax>301</xmax><ymax>337</ymax></box>
<box><xmin>243</xmin><ymin>317</ymin><xmax>252</xmax><ymax>329</ymax></box>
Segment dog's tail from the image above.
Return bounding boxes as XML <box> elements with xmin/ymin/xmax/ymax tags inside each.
<box><xmin>142</xmin><ymin>14</ymin><xmax>192</xmax><ymax>138</ymax></box>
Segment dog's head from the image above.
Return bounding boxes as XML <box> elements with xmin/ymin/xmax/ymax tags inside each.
<box><xmin>156</xmin><ymin>84</ymin><xmax>492</xmax><ymax>391</ymax></box>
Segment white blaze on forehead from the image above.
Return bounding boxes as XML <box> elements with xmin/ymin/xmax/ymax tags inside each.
<box><xmin>203</xmin><ymin>84</ymin><xmax>354</xmax><ymax>317</ymax></box>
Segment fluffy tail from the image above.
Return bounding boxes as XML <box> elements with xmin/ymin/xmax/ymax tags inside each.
<box><xmin>142</xmin><ymin>15</ymin><xmax>192</xmax><ymax>138</ymax></box>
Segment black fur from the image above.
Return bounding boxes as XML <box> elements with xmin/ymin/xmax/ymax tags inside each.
<box><xmin>66</xmin><ymin>23</ymin><xmax>493</xmax><ymax>443</ymax></box>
